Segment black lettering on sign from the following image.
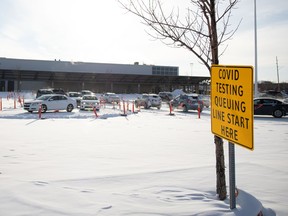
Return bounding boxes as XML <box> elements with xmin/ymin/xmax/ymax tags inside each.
<box><xmin>220</xmin><ymin>125</ymin><xmax>238</xmax><ymax>141</ymax></box>
<box><xmin>227</xmin><ymin>113</ymin><xmax>250</xmax><ymax>129</ymax></box>
<box><xmin>214</xmin><ymin>96</ymin><xmax>246</xmax><ymax>113</ymax></box>
<box><xmin>212</xmin><ymin>108</ymin><xmax>225</xmax><ymax>122</ymax></box>
<box><xmin>218</xmin><ymin>69</ymin><xmax>239</xmax><ymax>80</ymax></box>
<box><xmin>215</xmin><ymin>82</ymin><xmax>243</xmax><ymax>96</ymax></box>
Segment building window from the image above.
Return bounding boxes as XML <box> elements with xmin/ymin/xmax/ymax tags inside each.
<box><xmin>152</xmin><ymin>66</ymin><xmax>178</xmax><ymax>76</ymax></box>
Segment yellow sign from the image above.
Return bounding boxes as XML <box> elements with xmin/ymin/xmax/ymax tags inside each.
<box><xmin>211</xmin><ymin>65</ymin><xmax>254</xmax><ymax>150</ymax></box>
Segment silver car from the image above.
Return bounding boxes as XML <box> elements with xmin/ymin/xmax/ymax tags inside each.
<box><xmin>170</xmin><ymin>94</ymin><xmax>203</xmax><ymax>112</ymax></box>
<box><xmin>102</xmin><ymin>93</ymin><xmax>121</xmax><ymax>104</ymax></box>
<box><xmin>80</xmin><ymin>95</ymin><xmax>100</xmax><ymax>111</ymax></box>
<box><xmin>135</xmin><ymin>94</ymin><xmax>162</xmax><ymax>109</ymax></box>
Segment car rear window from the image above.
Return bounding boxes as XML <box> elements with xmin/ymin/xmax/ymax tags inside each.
<box><xmin>187</xmin><ymin>96</ymin><xmax>199</xmax><ymax>102</ymax></box>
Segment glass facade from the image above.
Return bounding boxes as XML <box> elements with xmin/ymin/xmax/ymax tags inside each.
<box><xmin>152</xmin><ymin>66</ymin><xmax>178</xmax><ymax>76</ymax></box>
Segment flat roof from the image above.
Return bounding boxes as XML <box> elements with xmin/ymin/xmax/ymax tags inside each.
<box><xmin>0</xmin><ymin>57</ymin><xmax>210</xmax><ymax>85</ymax></box>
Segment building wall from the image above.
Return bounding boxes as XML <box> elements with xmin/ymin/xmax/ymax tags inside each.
<box><xmin>16</xmin><ymin>81</ymin><xmax>47</xmax><ymax>91</ymax></box>
<box><xmin>0</xmin><ymin>58</ymin><xmax>207</xmax><ymax>94</ymax></box>
<box><xmin>0</xmin><ymin>58</ymin><xmax>175</xmax><ymax>76</ymax></box>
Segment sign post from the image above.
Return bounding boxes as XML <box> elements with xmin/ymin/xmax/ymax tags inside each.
<box><xmin>229</xmin><ymin>142</ymin><xmax>236</xmax><ymax>209</ymax></box>
<box><xmin>211</xmin><ymin>65</ymin><xmax>254</xmax><ymax>209</ymax></box>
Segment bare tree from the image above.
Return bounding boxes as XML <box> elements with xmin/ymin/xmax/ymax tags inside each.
<box><xmin>119</xmin><ymin>0</ymin><xmax>240</xmax><ymax>200</ymax></box>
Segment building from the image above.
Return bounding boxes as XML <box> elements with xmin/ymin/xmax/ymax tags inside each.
<box><xmin>0</xmin><ymin>57</ymin><xmax>210</xmax><ymax>93</ymax></box>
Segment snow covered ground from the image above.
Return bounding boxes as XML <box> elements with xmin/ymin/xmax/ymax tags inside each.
<box><xmin>0</xmin><ymin>92</ymin><xmax>287</xmax><ymax>215</ymax></box>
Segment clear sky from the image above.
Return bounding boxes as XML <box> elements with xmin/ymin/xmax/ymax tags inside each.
<box><xmin>0</xmin><ymin>0</ymin><xmax>287</xmax><ymax>82</ymax></box>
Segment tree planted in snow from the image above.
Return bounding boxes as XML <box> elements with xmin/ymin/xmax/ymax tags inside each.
<box><xmin>119</xmin><ymin>0</ymin><xmax>241</xmax><ymax>200</ymax></box>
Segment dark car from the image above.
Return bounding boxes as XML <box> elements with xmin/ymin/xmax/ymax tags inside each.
<box><xmin>36</xmin><ymin>89</ymin><xmax>53</xmax><ymax>98</ymax></box>
<box><xmin>170</xmin><ymin>93</ymin><xmax>204</xmax><ymax>112</ymax></box>
<box><xmin>158</xmin><ymin>92</ymin><xmax>173</xmax><ymax>102</ymax></box>
<box><xmin>51</xmin><ymin>88</ymin><xmax>66</xmax><ymax>95</ymax></box>
<box><xmin>254</xmin><ymin>97</ymin><xmax>288</xmax><ymax>118</ymax></box>
<box><xmin>36</xmin><ymin>88</ymin><xmax>66</xmax><ymax>98</ymax></box>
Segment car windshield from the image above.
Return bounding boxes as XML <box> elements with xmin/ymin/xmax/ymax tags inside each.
<box><xmin>83</xmin><ymin>96</ymin><xmax>98</xmax><ymax>100</ymax></box>
<box><xmin>69</xmin><ymin>93</ymin><xmax>81</xmax><ymax>97</ymax></box>
<box><xmin>36</xmin><ymin>95</ymin><xmax>51</xmax><ymax>101</ymax></box>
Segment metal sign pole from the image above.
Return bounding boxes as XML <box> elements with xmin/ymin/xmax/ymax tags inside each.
<box><xmin>229</xmin><ymin>142</ymin><xmax>236</xmax><ymax>209</ymax></box>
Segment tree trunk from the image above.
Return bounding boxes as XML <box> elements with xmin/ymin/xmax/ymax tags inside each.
<box><xmin>209</xmin><ymin>0</ymin><xmax>227</xmax><ymax>200</ymax></box>
<box><xmin>215</xmin><ymin>135</ymin><xmax>227</xmax><ymax>200</ymax></box>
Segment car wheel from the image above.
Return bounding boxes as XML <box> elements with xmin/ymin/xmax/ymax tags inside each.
<box><xmin>41</xmin><ymin>104</ymin><xmax>47</xmax><ymax>113</ymax></box>
<box><xmin>273</xmin><ymin>109</ymin><xmax>283</xmax><ymax>118</ymax></box>
<box><xmin>157</xmin><ymin>106</ymin><xmax>161</xmax><ymax>110</ymax></box>
<box><xmin>182</xmin><ymin>105</ymin><xmax>188</xmax><ymax>112</ymax></box>
<box><xmin>67</xmin><ymin>104</ymin><xmax>74</xmax><ymax>112</ymax></box>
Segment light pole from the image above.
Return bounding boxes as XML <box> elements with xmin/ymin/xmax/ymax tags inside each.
<box><xmin>276</xmin><ymin>56</ymin><xmax>280</xmax><ymax>91</ymax></box>
<box><xmin>254</xmin><ymin>0</ymin><xmax>258</xmax><ymax>97</ymax></box>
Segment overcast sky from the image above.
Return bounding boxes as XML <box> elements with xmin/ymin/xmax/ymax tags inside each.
<box><xmin>0</xmin><ymin>0</ymin><xmax>287</xmax><ymax>82</ymax></box>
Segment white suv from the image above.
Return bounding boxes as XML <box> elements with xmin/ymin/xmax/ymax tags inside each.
<box><xmin>135</xmin><ymin>94</ymin><xmax>162</xmax><ymax>109</ymax></box>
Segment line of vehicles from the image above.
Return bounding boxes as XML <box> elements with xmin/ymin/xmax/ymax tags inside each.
<box><xmin>23</xmin><ymin>88</ymin><xmax>288</xmax><ymax>118</ymax></box>
<box><xmin>24</xmin><ymin>89</ymin><xmax>208</xmax><ymax>114</ymax></box>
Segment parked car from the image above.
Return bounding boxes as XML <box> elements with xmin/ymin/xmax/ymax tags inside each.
<box><xmin>67</xmin><ymin>92</ymin><xmax>82</xmax><ymax>107</ymax></box>
<box><xmin>198</xmin><ymin>94</ymin><xmax>211</xmax><ymax>108</ymax></box>
<box><xmin>80</xmin><ymin>95</ymin><xmax>100</xmax><ymax>111</ymax></box>
<box><xmin>158</xmin><ymin>92</ymin><xmax>173</xmax><ymax>102</ymax></box>
<box><xmin>81</xmin><ymin>90</ymin><xmax>95</xmax><ymax>96</ymax></box>
<box><xmin>102</xmin><ymin>93</ymin><xmax>121</xmax><ymax>104</ymax></box>
<box><xmin>254</xmin><ymin>97</ymin><xmax>288</xmax><ymax>118</ymax></box>
<box><xmin>170</xmin><ymin>94</ymin><xmax>204</xmax><ymax>112</ymax></box>
<box><xmin>135</xmin><ymin>94</ymin><xmax>162</xmax><ymax>109</ymax></box>
<box><xmin>36</xmin><ymin>89</ymin><xmax>53</xmax><ymax>98</ymax></box>
<box><xmin>36</xmin><ymin>88</ymin><xmax>66</xmax><ymax>98</ymax></box>
<box><xmin>24</xmin><ymin>94</ymin><xmax>76</xmax><ymax>113</ymax></box>
<box><xmin>51</xmin><ymin>88</ymin><xmax>66</xmax><ymax>95</ymax></box>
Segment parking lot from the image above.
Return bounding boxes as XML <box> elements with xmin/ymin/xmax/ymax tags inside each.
<box><xmin>0</xmin><ymin>92</ymin><xmax>209</xmax><ymax>119</ymax></box>
<box><xmin>0</xmin><ymin>92</ymin><xmax>287</xmax><ymax>215</ymax></box>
